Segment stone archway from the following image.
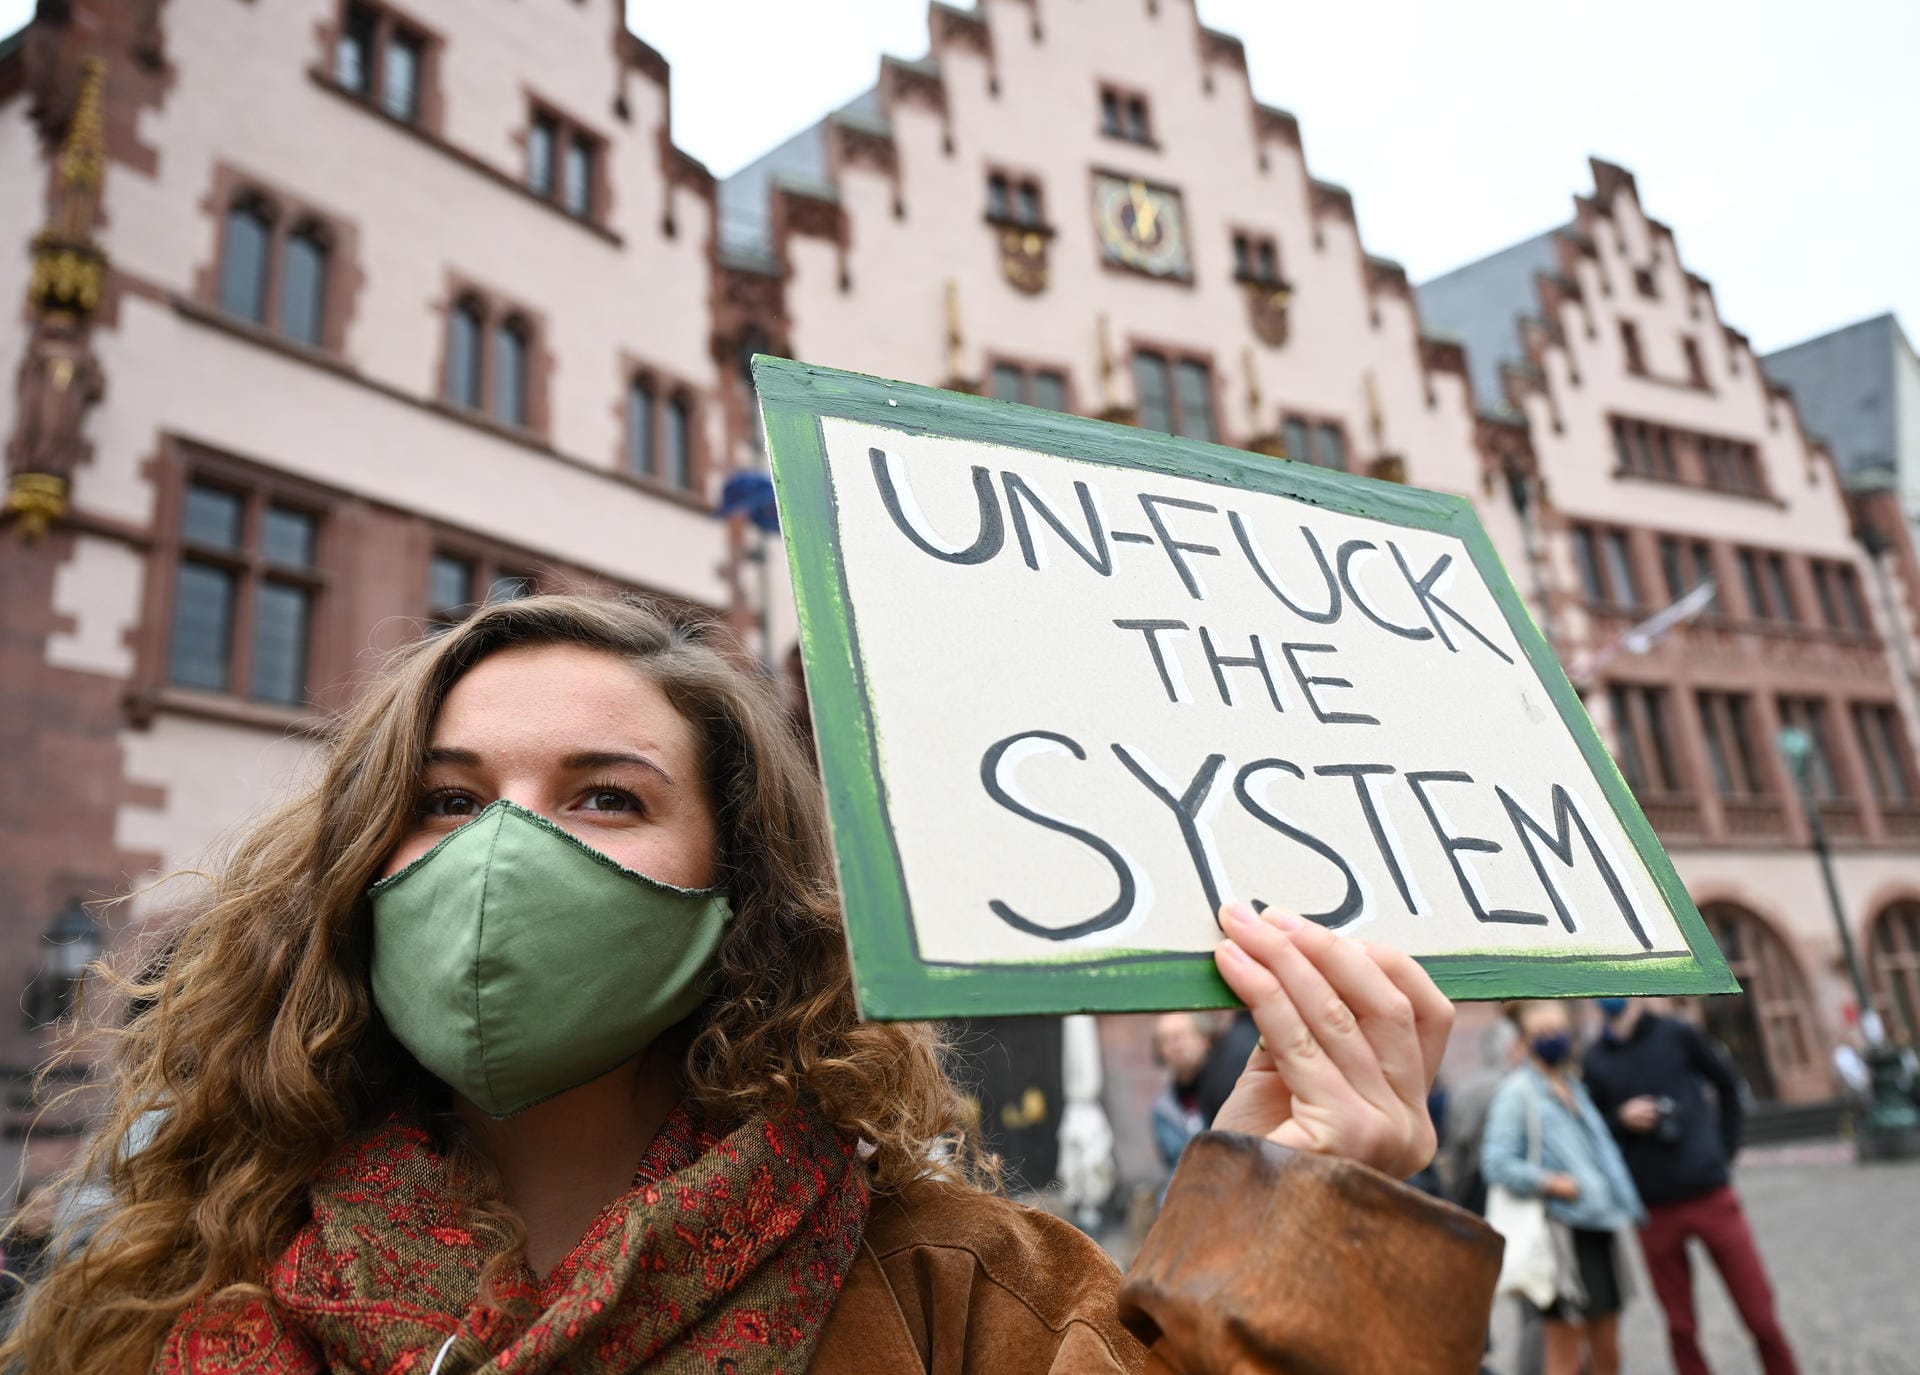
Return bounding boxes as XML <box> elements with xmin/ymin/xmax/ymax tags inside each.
<box><xmin>1868</xmin><ymin>899</ymin><xmax>1920</xmax><ymax>1047</ymax></box>
<box><xmin>1699</xmin><ymin>903</ymin><xmax>1826</xmax><ymax>1103</ymax></box>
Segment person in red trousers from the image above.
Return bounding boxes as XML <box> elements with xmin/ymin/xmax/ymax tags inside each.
<box><xmin>1582</xmin><ymin>998</ymin><xmax>1798</xmax><ymax>1375</ymax></box>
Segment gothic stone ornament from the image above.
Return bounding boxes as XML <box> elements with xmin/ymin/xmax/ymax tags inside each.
<box><xmin>998</xmin><ymin>226</ymin><xmax>1050</xmax><ymax>294</ymax></box>
<box><xmin>1091</xmin><ymin>174</ymin><xmax>1191</xmax><ymax>280</ymax></box>
<box><xmin>1245</xmin><ymin>281</ymin><xmax>1293</xmax><ymax>347</ymax></box>
<box><xmin>6</xmin><ymin>473</ymin><xmax>70</xmax><ymax>543</ymax></box>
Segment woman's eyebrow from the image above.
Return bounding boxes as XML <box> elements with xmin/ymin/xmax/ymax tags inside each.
<box><xmin>422</xmin><ymin>746</ymin><xmax>482</xmax><ymax>768</ymax></box>
<box><xmin>560</xmin><ymin>750</ymin><xmax>676</xmax><ymax>787</ymax></box>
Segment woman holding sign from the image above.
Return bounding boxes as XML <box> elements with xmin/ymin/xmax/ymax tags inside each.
<box><xmin>6</xmin><ymin>596</ymin><xmax>1499</xmax><ymax>1374</ymax></box>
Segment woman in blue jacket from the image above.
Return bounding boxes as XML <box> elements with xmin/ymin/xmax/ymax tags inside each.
<box><xmin>1483</xmin><ymin>1000</ymin><xmax>1645</xmax><ymax>1375</ymax></box>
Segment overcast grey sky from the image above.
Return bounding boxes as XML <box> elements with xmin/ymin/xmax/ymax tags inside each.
<box><xmin>7</xmin><ymin>1</ymin><xmax>1914</xmax><ymax>354</ymax></box>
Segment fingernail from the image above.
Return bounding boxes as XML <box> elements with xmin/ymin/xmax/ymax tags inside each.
<box><xmin>1262</xmin><ymin>907</ymin><xmax>1303</xmax><ymax>932</ymax></box>
<box><xmin>1219</xmin><ymin>902</ymin><xmax>1256</xmax><ymax>931</ymax></box>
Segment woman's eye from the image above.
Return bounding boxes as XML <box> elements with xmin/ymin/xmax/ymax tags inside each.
<box><xmin>581</xmin><ymin>787</ymin><xmax>641</xmax><ymax>814</ymax></box>
<box><xmin>420</xmin><ymin>791</ymin><xmax>478</xmax><ymax>818</ymax></box>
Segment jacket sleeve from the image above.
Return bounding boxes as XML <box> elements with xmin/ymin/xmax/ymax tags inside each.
<box><xmin>1479</xmin><ymin>1076</ymin><xmax>1547</xmax><ymax>1197</ymax></box>
<box><xmin>1685</xmin><ymin>1020</ymin><xmax>1746</xmax><ymax>1161</ymax></box>
<box><xmin>1116</xmin><ymin>1132</ymin><xmax>1502</xmax><ymax>1375</ymax></box>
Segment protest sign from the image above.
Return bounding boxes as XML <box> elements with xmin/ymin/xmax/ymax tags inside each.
<box><xmin>754</xmin><ymin>357</ymin><xmax>1737</xmax><ymax>1019</ymax></box>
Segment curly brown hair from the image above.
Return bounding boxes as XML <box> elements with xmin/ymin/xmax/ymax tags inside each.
<box><xmin>4</xmin><ymin>595</ymin><xmax>982</xmax><ymax>1373</ymax></box>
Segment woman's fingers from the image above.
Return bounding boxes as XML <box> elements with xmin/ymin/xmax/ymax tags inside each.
<box><xmin>1360</xmin><ymin>940</ymin><xmax>1455</xmax><ymax>1088</ymax></box>
<box><xmin>1223</xmin><ymin>904</ymin><xmax>1412</xmax><ymax>1107</ymax></box>
<box><xmin>1214</xmin><ymin>923</ymin><xmax>1345</xmax><ymax>1110</ymax></box>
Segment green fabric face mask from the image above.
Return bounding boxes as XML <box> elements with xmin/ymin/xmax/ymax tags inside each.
<box><xmin>368</xmin><ymin>800</ymin><xmax>732</xmax><ymax>1118</ymax></box>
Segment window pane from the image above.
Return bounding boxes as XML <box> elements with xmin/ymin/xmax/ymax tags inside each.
<box><xmin>1233</xmin><ymin>234</ymin><xmax>1252</xmax><ymax>279</ymax></box>
<box><xmin>336</xmin><ymin>4</ymin><xmax>377</xmax><ymax>93</ymax></box>
<box><xmin>262</xmin><ymin>506</ymin><xmax>316</xmax><ymax>568</ymax></box>
<box><xmin>1314</xmin><ymin>423</ymin><xmax>1346</xmax><ymax>472</ymax></box>
<box><xmin>219</xmin><ymin>203</ymin><xmax>271</xmax><ymax>324</ymax></box>
<box><xmin>168</xmin><ymin>561</ymin><xmax>235</xmax><ymax>692</ymax></box>
<box><xmin>627</xmin><ymin>381</ymin><xmax>655</xmax><ymax>475</ymax></box>
<box><xmin>1572</xmin><ymin>526</ymin><xmax>1605</xmax><ymax>603</ymax></box>
<box><xmin>1282</xmin><ymin>417</ymin><xmax>1310</xmax><ymax>466</ymax></box>
<box><xmin>1133</xmin><ymin>352</ymin><xmax>1172</xmax><ymax>434</ymax></box>
<box><xmin>1738</xmin><ymin>549</ymin><xmax>1768</xmax><ymax>619</ymax></box>
<box><xmin>1645</xmin><ymin>689</ymin><xmax>1679</xmax><ymax>791</ymax></box>
<box><xmin>430</xmin><ymin>552</ymin><xmax>473</xmax><ymax>613</ymax></box>
<box><xmin>666</xmin><ymin>396</ymin><xmax>692</xmax><ymax>489</ymax></box>
<box><xmin>1765</xmin><ymin>555</ymin><xmax>1797</xmax><ymax>623</ymax></box>
<box><xmin>1609</xmin><ymin>686</ymin><xmax>1647</xmax><ymax>792</ymax></box>
<box><xmin>1658</xmin><ymin>536</ymin><xmax>1685</xmax><ymax>602</ymax></box>
<box><xmin>562</xmin><ymin>139</ymin><xmax>593</xmax><ymax>217</ymax></box>
<box><xmin>494</xmin><ymin>322</ymin><xmax>527</xmax><ymax>426</ymax></box>
<box><xmin>447</xmin><ymin>302</ymin><xmax>482</xmax><ymax>407</ymax></box>
<box><xmin>1014</xmin><ymin>180</ymin><xmax>1041</xmax><ymax>227</ymax></box>
<box><xmin>1256</xmin><ymin>241</ymin><xmax>1277</xmax><ymax>282</ymax></box>
<box><xmin>1174</xmin><ymin>359</ymin><xmax>1215</xmax><ymax>442</ymax></box>
<box><xmin>1099</xmin><ymin>90</ymin><xmax>1121</xmax><ymax>136</ymax></box>
<box><xmin>1125</xmin><ymin>98</ymin><xmax>1149</xmax><ymax>142</ymax></box>
<box><xmin>1811</xmin><ymin>564</ymin><xmax>1839</xmax><ymax>629</ymax></box>
<box><xmin>990</xmin><ymin>363</ymin><xmax>1026</xmax><ymax>404</ymax></box>
<box><xmin>528</xmin><ymin>115</ymin><xmax>557</xmax><ymax>197</ymax></box>
<box><xmin>1691</xmin><ymin>543</ymin><xmax>1718</xmax><ymax>609</ymax></box>
<box><xmin>280</xmin><ymin>228</ymin><xmax>328</xmax><ymax>347</ymax></box>
<box><xmin>1838</xmin><ymin>567</ymin><xmax>1869</xmax><ymax>632</ymax></box>
<box><xmin>250</xmin><ymin>581</ymin><xmax>311</xmax><ymax>706</ymax></box>
<box><xmin>1806</xmin><ymin>702</ymin><xmax>1839</xmax><ymax>799</ymax></box>
<box><xmin>382</xmin><ymin>30</ymin><xmax>422</xmax><ymax>122</ymax></box>
<box><xmin>182</xmin><ymin>484</ymin><xmax>243</xmax><ymax>549</ymax></box>
<box><xmin>986</xmin><ymin>173</ymin><xmax>1009</xmax><ymax>221</ymax></box>
<box><xmin>1602</xmin><ymin>530</ymin><xmax>1639</xmax><ymax>607</ymax></box>
<box><xmin>1031</xmin><ymin>370</ymin><xmax>1068</xmax><ymax>413</ymax></box>
<box><xmin>1698</xmin><ymin>695</ymin><xmax>1734</xmax><ymax>797</ymax></box>
<box><xmin>1726</xmin><ymin>695</ymin><xmax>1762</xmax><ymax>793</ymax></box>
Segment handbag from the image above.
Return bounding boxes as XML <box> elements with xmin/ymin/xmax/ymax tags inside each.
<box><xmin>1486</xmin><ymin>1082</ymin><xmax>1559</xmax><ymax>1309</ymax></box>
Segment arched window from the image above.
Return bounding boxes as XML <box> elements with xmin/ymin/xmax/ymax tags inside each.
<box><xmin>665</xmin><ymin>393</ymin><xmax>693</xmax><ymax>490</ymax></box>
<box><xmin>1870</xmin><ymin>901</ymin><xmax>1920</xmax><ymax>1046</ymax></box>
<box><xmin>494</xmin><ymin>318</ymin><xmax>530</xmax><ymax>427</ymax></box>
<box><xmin>280</xmin><ymin>222</ymin><xmax>330</xmax><ymax>347</ymax></box>
<box><xmin>1698</xmin><ymin>903</ymin><xmax>1820</xmax><ymax>1101</ymax></box>
<box><xmin>446</xmin><ymin>297</ymin><xmax>484</xmax><ymax>409</ymax></box>
<box><xmin>627</xmin><ymin>377</ymin><xmax>656</xmax><ymax>476</ymax></box>
<box><xmin>219</xmin><ymin>197</ymin><xmax>274</xmax><ymax>324</ymax></box>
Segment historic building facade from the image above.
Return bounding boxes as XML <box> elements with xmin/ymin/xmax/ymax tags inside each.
<box><xmin>1421</xmin><ymin>162</ymin><xmax>1920</xmax><ymax>1105</ymax></box>
<box><xmin>0</xmin><ymin>0</ymin><xmax>742</xmax><ymax>1186</ymax></box>
<box><xmin>716</xmin><ymin>0</ymin><xmax>1514</xmax><ymax>1195</ymax></box>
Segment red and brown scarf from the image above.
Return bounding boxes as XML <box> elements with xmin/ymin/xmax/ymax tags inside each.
<box><xmin>157</xmin><ymin>1101</ymin><xmax>870</xmax><ymax>1374</ymax></box>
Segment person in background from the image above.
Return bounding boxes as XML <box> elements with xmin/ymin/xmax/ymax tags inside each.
<box><xmin>1583</xmin><ymin>997</ymin><xmax>1798</xmax><ymax>1375</ymax></box>
<box><xmin>1443</xmin><ymin>1017</ymin><xmax>1542</xmax><ymax>1375</ymax></box>
<box><xmin>1193</xmin><ymin>1008</ymin><xmax>1259</xmax><ymax>1127</ymax></box>
<box><xmin>1483</xmin><ymin>1001</ymin><xmax>1643</xmax><ymax>1375</ymax></box>
<box><xmin>1148</xmin><ymin>1012</ymin><xmax>1215</xmax><ymax>1176</ymax></box>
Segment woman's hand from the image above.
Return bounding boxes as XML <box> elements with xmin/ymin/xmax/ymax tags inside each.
<box><xmin>1209</xmin><ymin>902</ymin><xmax>1453</xmax><ymax>1179</ymax></box>
<box><xmin>1542</xmin><ymin>1172</ymin><xmax>1582</xmax><ymax>1201</ymax></box>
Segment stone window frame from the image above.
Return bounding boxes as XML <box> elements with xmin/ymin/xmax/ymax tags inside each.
<box><xmin>424</xmin><ymin>539</ymin><xmax>551</xmax><ymax>627</ymax></box>
<box><xmin>324</xmin><ymin>0</ymin><xmax>445</xmax><ymax>134</ymax></box>
<box><xmin>435</xmin><ymin>276</ymin><xmax>551</xmax><ymax>439</ymax></box>
<box><xmin>1809</xmin><ymin>558</ymin><xmax>1873</xmax><ymax>637</ymax></box>
<box><xmin>1694</xmin><ymin>688</ymin><xmax>1775</xmax><ymax>801</ymax></box>
<box><xmin>521</xmin><ymin>90</ymin><xmax>611</xmax><ymax>225</ymax></box>
<box><xmin>1853</xmin><ymin>702</ymin><xmax>1918</xmax><ymax>804</ymax></box>
<box><xmin>984</xmin><ymin>353</ymin><xmax>1076</xmax><ymax>414</ymax></box>
<box><xmin>1228</xmin><ymin>226</ymin><xmax>1285</xmax><ymax>288</ymax></box>
<box><xmin>619</xmin><ymin>357</ymin><xmax>707</xmax><ymax>497</ymax></box>
<box><xmin>1775</xmin><ymin>692</ymin><xmax>1856</xmax><ymax>803</ymax></box>
<box><xmin>1128</xmin><ymin>340</ymin><xmax>1223</xmax><ymax>445</ymax></box>
<box><xmin>1568</xmin><ymin>520</ymin><xmax>1648</xmax><ymax>613</ymax></box>
<box><xmin>1277</xmin><ymin>411</ymin><xmax>1349</xmax><ymax>472</ymax></box>
<box><xmin>984</xmin><ymin>165</ymin><xmax>1049</xmax><ymax>231</ymax></box>
<box><xmin>135</xmin><ymin>440</ymin><xmax>339</xmax><ymax>721</ymax></box>
<box><xmin>1618</xmin><ymin>318</ymin><xmax>1647</xmax><ymax>376</ymax></box>
<box><xmin>1606</xmin><ymin>411</ymin><xmax>1772</xmax><ymax>502</ymax></box>
<box><xmin>1096</xmin><ymin>81</ymin><xmax>1155</xmax><ymax>147</ymax></box>
<box><xmin>197</xmin><ymin>165</ymin><xmax>359</xmax><ymax>357</ymax></box>
<box><xmin>1606</xmin><ymin>680</ymin><xmax>1689</xmax><ymax>797</ymax></box>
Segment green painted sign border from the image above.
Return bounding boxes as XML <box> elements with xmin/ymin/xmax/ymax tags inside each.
<box><xmin>753</xmin><ymin>355</ymin><xmax>1738</xmax><ymax>1019</ymax></box>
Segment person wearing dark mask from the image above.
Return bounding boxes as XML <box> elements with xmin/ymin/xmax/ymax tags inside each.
<box><xmin>1583</xmin><ymin>998</ymin><xmax>1798</xmax><ymax>1375</ymax></box>
<box><xmin>1483</xmin><ymin>1001</ymin><xmax>1644</xmax><ymax>1375</ymax></box>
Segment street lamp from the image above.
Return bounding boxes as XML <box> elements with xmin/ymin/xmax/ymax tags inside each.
<box><xmin>23</xmin><ymin>898</ymin><xmax>103</xmax><ymax>1029</ymax></box>
<box><xmin>1776</xmin><ymin>726</ymin><xmax>1920</xmax><ymax>1159</ymax></box>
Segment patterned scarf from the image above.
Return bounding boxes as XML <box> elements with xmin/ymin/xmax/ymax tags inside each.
<box><xmin>158</xmin><ymin>1101</ymin><xmax>870</xmax><ymax>1374</ymax></box>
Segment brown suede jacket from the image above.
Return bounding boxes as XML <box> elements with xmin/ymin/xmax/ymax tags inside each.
<box><xmin>811</xmin><ymin>1131</ymin><xmax>1504</xmax><ymax>1374</ymax></box>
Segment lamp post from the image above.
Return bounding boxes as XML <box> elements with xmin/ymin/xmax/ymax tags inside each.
<box><xmin>1776</xmin><ymin>727</ymin><xmax>1920</xmax><ymax>1159</ymax></box>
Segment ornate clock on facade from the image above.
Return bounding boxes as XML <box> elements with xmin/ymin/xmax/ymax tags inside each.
<box><xmin>1092</xmin><ymin>173</ymin><xmax>1192</xmax><ymax>280</ymax></box>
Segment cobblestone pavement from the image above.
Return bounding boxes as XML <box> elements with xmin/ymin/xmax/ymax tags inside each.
<box><xmin>1488</xmin><ymin>1151</ymin><xmax>1920</xmax><ymax>1374</ymax></box>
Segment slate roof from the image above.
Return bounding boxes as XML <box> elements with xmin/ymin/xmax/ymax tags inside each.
<box><xmin>1415</xmin><ymin>229</ymin><xmax>1567</xmax><ymax>416</ymax></box>
<box><xmin>716</xmin><ymin>85</ymin><xmax>887</xmax><ymax>272</ymax></box>
<box><xmin>1763</xmin><ymin>313</ymin><xmax>1911</xmax><ymax>485</ymax></box>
